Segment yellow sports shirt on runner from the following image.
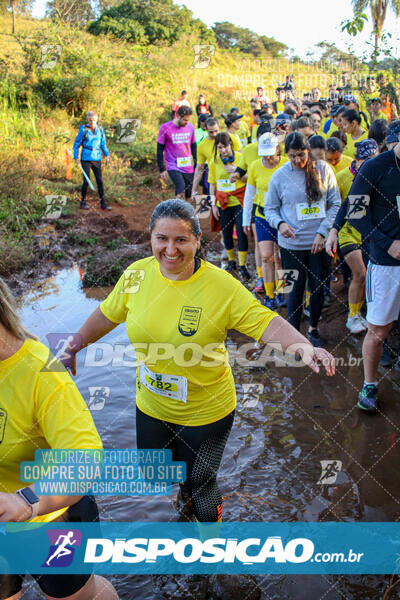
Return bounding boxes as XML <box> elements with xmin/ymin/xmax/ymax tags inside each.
<box><xmin>0</xmin><ymin>339</ymin><xmax>102</xmax><ymax>522</ymax></box>
<box><xmin>238</xmin><ymin>121</ymin><xmax>250</xmax><ymax>147</ymax></box>
<box><xmin>344</xmin><ymin>130</ymin><xmax>368</xmax><ymax>159</ymax></box>
<box><xmin>238</xmin><ymin>141</ymin><xmax>259</xmax><ymax>172</ymax></box>
<box><xmin>100</xmin><ymin>257</ymin><xmax>278</xmax><ymax>426</ymax></box>
<box><xmin>331</xmin><ymin>154</ymin><xmax>352</xmax><ymax>175</ymax></box>
<box><xmin>197</xmin><ymin>134</ymin><xmax>241</xmax><ymax>165</ymax></box>
<box><xmin>336</xmin><ymin>166</ymin><xmax>361</xmax><ymax>247</ymax></box>
<box><xmin>247</xmin><ymin>156</ymin><xmax>288</xmax><ymax>216</ymax></box>
<box><xmin>208</xmin><ymin>151</ymin><xmax>246</xmax><ymax>207</ymax></box>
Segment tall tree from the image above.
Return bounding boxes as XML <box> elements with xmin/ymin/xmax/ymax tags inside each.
<box><xmin>45</xmin><ymin>0</ymin><xmax>94</xmax><ymax>26</ymax></box>
<box><xmin>0</xmin><ymin>0</ymin><xmax>32</xmax><ymax>33</ymax></box>
<box><xmin>352</xmin><ymin>0</ymin><xmax>400</xmax><ymax>63</ymax></box>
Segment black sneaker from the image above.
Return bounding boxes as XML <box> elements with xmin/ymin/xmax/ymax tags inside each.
<box><xmin>100</xmin><ymin>200</ymin><xmax>112</xmax><ymax>211</ymax></box>
<box><xmin>225</xmin><ymin>260</ymin><xmax>237</xmax><ymax>273</ymax></box>
<box><xmin>80</xmin><ymin>200</ymin><xmax>89</xmax><ymax>209</ymax></box>
<box><xmin>239</xmin><ymin>265</ymin><xmax>251</xmax><ymax>281</ymax></box>
<box><xmin>307</xmin><ymin>328</ymin><xmax>323</xmax><ymax>347</ymax></box>
<box><xmin>357</xmin><ymin>383</ymin><xmax>378</xmax><ymax>413</ymax></box>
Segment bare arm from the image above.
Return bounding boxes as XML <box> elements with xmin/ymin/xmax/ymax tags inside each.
<box><xmin>64</xmin><ymin>306</ymin><xmax>119</xmax><ymax>375</ymax></box>
<box><xmin>260</xmin><ymin>315</ymin><xmax>335</xmax><ymax>376</ymax></box>
<box><xmin>191</xmin><ymin>163</ymin><xmax>205</xmax><ymax>198</ymax></box>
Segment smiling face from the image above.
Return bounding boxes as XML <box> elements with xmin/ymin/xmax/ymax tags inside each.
<box><xmin>151</xmin><ymin>218</ymin><xmax>201</xmax><ymax>280</ymax></box>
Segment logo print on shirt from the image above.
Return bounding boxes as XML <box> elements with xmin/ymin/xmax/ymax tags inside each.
<box><xmin>178</xmin><ymin>306</ymin><xmax>202</xmax><ymax>337</ymax></box>
<box><xmin>0</xmin><ymin>409</ymin><xmax>7</xmax><ymax>444</ymax></box>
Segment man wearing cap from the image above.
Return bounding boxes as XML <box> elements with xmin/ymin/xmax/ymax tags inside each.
<box><xmin>347</xmin><ymin>123</ymin><xmax>400</xmax><ymax>412</ymax></box>
<box><xmin>242</xmin><ymin>132</ymin><xmax>288</xmax><ymax>308</ymax></box>
<box><xmin>272</xmin><ymin>88</ymin><xmax>286</xmax><ymax>115</ymax></box>
<box><xmin>230</xmin><ymin>107</ymin><xmax>250</xmax><ymax>148</ymax></box>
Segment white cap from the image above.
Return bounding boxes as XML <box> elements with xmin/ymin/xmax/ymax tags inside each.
<box><xmin>258</xmin><ymin>132</ymin><xmax>279</xmax><ymax>156</ymax></box>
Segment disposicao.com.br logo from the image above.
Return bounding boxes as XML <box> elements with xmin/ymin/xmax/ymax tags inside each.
<box><xmin>83</xmin><ymin>536</ymin><xmax>363</xmax><ymax>566</ymax></box>
<box><xmin>42</xmin><ymin>529</ymin><xmax>82</xmax><ymax>567</ymax></box>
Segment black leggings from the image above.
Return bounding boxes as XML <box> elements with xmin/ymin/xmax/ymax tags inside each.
<box><xmin>218</xmin><ymin>205</ymin><xmax>248</xmax><ymax>252</ymax></box>
<box><xmin>81</xmin><ymin>160</ymin><xmax>104</xmax><ymax>201</ymax></box>
<box><xmin>280</xmin><ymin>247</ymin><xmax>329</xmax><ymax>330</ymax></box>
<box><xmin>136</xmin><ymin>407</ymin><xmax>235</xmax><ymax>522</ymax></box>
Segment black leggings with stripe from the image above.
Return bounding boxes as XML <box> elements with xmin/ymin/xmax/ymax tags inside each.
<box><xmin>136</xmin><ymin>407</ymin><xmax>234</xmax><ymax>522</ymax></box>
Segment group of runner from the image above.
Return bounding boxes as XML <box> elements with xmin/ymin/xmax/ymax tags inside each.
<box><xmin>157</xmin><ymin>77</ymin><xmax>400</xmax><ymax>414</ymax></box>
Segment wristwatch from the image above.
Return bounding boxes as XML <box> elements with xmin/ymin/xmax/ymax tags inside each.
<box><xmin>16</xmin><ymin>487</ymin><xmax>40</xmax><ymax>519</ymax></box>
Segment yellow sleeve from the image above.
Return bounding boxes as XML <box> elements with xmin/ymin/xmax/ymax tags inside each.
<box><xmin>247</xmin><ymin>162</ymin><xmax>257</xmax><ymax>187</ymax></box>
<box><xmin>237</xmin><ymin>148</ymin><xmax>247</xmax><ymax>171</ymax></box>
<box><xmin>35</xmin><ymin>374</ymin><xmax>102</xmax><ymax>451</ymax></box>
<box><xmin>228</xmin><ymin>281</ymin><xmax>279</xmax><ymax>340</ymax></box>
<box><xmin>100</xmin><ymin>269</ymin><xmax>131</xmax><ymax>323</ymax></box>
<box><xmin>208</xmin><ymin>159</ymin><xmax>216</xmax><ymax>184</ymax></box>
<box><xmin>230</xmin><ymin>134</ymin><xmax>242</xmax><ymax>152</ymax></box>
<box><xmin>197</xmin><ymin>140</ymin><xmax>207</xmax><ymax>165</ymax></box>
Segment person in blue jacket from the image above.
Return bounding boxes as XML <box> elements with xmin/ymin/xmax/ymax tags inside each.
<box><xmin>73</xmin><ymin>110</ymin><xmax>111</xmax><ymax>211</ymax></box>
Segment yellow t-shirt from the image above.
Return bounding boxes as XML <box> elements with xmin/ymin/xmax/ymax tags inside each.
<box><xmin>331</xmin><ymin>154</ymin><xmax>353</xmax><ymax>175</ymax></box>
<box><xmin>208</xmin><ymin>151</ymin><xmax>246</xmax><ymax>207</ymax></box>
<box><xmin>247</xmin><ymin>156</ymin><xmax>288</xmax><ymax>216</ymax></box>
<box><xmin>344</xmin><ymin>130</ymin><xmax>368</xmax><ymax>159</ymax></box>
<box><xmin>336</xmin><ymin>167</ymin><xmax>362</xmax><ymax>247</ymax></box>
<box><xmin>100</xmin><ymin>258</ymin><xmax>278</xmax><ymax>426</ymax></box>
<box><xmin>238</xmin><ymin>141</ymin><xmax>259</xmax><ymax>173</ymax></box>
<box><xmin>0</xmin><ymin>339</ymin><xmax>102</xmax><ymax>522</ymax></box>
<box><xmin>238</xmin><ymin>121</ymin><xmax>250</xmax><ymax>147</ymax></box>
<box><xmin>197</xmin><ymin>134</ymin><xmax>241</xmax><ymax>165</ymax></box>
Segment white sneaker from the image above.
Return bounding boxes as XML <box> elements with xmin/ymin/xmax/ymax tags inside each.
<box><xmin>346</xmin><ymin>313</ymin><xmax>367</xmax><ymax>334</ymax></box>
<box><xmin>358</xmin><ymin>314</ymin><xmax>368</xmax><ymax>328</ymax></box>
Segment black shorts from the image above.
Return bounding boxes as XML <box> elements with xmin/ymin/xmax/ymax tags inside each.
<box><xmin>0</xmin><ymin>496</ymin><xmax>99</xmax><ymax>600</ymax></box>
<box><xmin>340</xmin><ymin>242</ymin><xmax>362</xmax><ymax>257</ymax></box>
<box><xmin>167</xmin><ymin>170</ymin><xmax>194</xmax><ymax>198</ymax></box>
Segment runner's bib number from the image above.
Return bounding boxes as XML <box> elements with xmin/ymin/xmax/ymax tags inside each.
<box><xmin>217</xmin><ymin>179</ymin><xmax>236</xmax><ymax>192</ymax></box>
<box><xmin>177</xmin><ymin>156</ymin><xmax>192</xmax><ymax>167</ymax></box>
<box><xmin>296</xmin><ymin>201</ymin><xmax>326</xmax><ymax>221</ymax></box>
<box><xmin>139</xmin><ymin>363</ymin><xmax>187</xmax><ymax>403</ymax></box>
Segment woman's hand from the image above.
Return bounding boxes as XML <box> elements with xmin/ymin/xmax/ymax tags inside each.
<box><xmin>311</xmin><ymin>233</ymin><xmax>325</xmax><ymax>254</ymax></box>
<box><xmin>325</xmin><ymin>229</ymin><xmax>338</xmax><ymax>257</ymax></box>
<box><xmin>305</xmin><ymin>347</ymin><xmax>336</xmax><ymax>376</ymax></box>
<box><xmin>278</xmin><ymin>222</ymin><xmax>296</xmax><ymax>238</ymax></box>
<box><xmin>0</xmin><ymin>492</ymin><xmax>33</xmax><ymax>522</ymax></box>
<box><xmin>212</xmin><ymin>205</ymin><xmax>219</xmax><ymax>220</ymax></box>
<box><xmin>229</xmin><ymin>172</ymin><xmax>239</xmax><ymax>183</ymax></box>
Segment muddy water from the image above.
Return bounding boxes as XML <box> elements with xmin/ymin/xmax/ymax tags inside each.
<box><xmin>19</xmin><ymin>267</ymin><xmax>400</xmax><ymax>599</ymax></box>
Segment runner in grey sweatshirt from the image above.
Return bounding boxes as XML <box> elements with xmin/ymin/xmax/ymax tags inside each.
<box><xmin>265</xmin><ymin>131</ymin><xmax>341</xmax><ymax>346</ymax></box>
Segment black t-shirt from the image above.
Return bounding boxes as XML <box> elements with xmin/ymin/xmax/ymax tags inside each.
<box><xmin>348</xmin><ymin>150</ymin><xmax>400</xmax><ymax>266</ymax></box>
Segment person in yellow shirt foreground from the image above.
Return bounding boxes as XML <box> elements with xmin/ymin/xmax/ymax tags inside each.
<box><xmin>0</xmin><ymin>279</ymin><xmax>118</xmax><ymax>600</ymax></box>
<box><xmin>62</xmin><ymin>199</ymin><xmax>335</xmax><ymax>525</ymax></box>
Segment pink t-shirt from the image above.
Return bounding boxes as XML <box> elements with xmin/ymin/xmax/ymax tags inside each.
<box><xmin>157</xmin><ymin>121</ymin><xmax>195</xmax><ymax>173</ymax></box>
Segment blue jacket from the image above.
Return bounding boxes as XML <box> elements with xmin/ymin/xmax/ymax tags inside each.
<box><xmin>73</xmin><ymin>125</ymin><xmax>109</xmax><ymax>161</ymax></box>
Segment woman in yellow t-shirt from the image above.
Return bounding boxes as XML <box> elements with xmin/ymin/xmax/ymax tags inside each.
<box><xmin>341</xmin><ymin>109</ymin><xmax>368</xmax><ymax>158</ymax></box>
<box><xmin>208</xmin><ymin>132</ymin><xmax>249</xmax><ymax>278</ymax></box>
<box><xmin>62</xmin><ymin>199</ymin><xmax>334</xmax><ymax>525</ymax></box>
<box><xmin>0</xmin><ymin>279</ymin><xmax>117</xmax><ymax>600</ymax></box>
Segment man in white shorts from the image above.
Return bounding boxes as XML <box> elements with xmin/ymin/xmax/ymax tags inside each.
<box><xmin>348</xmin><ymin>121</ymin><xmax>400</xmax><ymax>412</ymax></box>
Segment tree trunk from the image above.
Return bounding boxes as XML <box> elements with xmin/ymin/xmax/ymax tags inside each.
<box><xmin>10</xmin><ymin>0</ymin><xmax>15</xmax><ymax>34</ymax></box>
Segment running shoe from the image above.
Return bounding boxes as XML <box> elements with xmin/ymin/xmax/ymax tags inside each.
<box><xmin>306</xmin><ymin>328</ymin><xmax>323</xmax><ymax>347</ymax></box>
<box><xmin>239</xmin><ymin>265</ymin><xmax>251</xmax><ymax>281</ymax></box>
<box><xmin>80</xmin><ymin>200</ymin><xmax>89</xmax><ymax>209</ymax></box>
<box><xmin>357</xmin><ymin>383</ymin><xmax>378</xmax><ymax>413</ymax></box>
<box><xmin>225</xmin><ymin>260</ymin><xmax>237</xmax><ymax>273</ymax></box>
<box><xmin>275</xmin><ymin>293</ymin><xmax>287</xmax><ymax>307</ymax></box>
<box><xmin>264</xmin><ymin>296</ymin><xmax>277</xmax><ymax>310</ymax></box>
<box><xmin>100</xmin><ymin>200</ymin><xmax>112</xmax><ymax>211</ymax></box>
<box><xmin>254</xmin><ymin>277</ymin><xmax>264</xmax><ymax>293</ymax></box>
<box><xmin>358</xmin><ymin>314</ymin><xmax>368</xmax><ymax>328</ymax></box>
<box><xmin>346</xmin><ymin>313</ymin><xmax>367</xmax><ymax>334</ymax></box>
